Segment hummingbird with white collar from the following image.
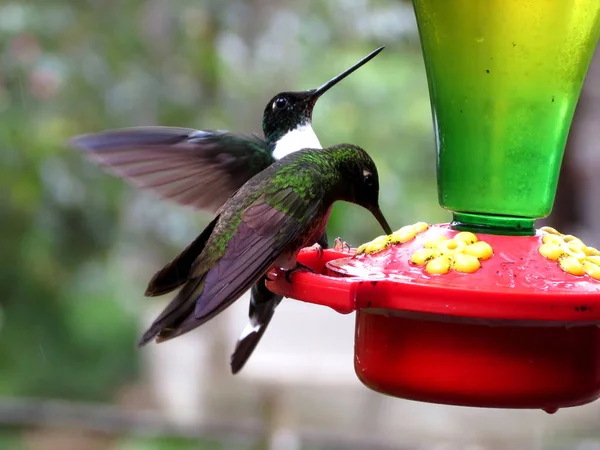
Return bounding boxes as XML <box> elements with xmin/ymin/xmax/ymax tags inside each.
<box><xmin>69</xmin><ymin>46</ymin><xmax>384</xmax><ymax>373</ymax></box>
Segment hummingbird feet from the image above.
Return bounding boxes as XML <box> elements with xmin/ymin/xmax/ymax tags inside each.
<box><xmin>305</xmin><ymin>242</ymin><xmax>324</xmax><ymax>259</ymax></box>
<box><xmin>333</xmin><ymin>237</ymin><xmax>352</xmax><ymax>252</ymax></box>
<box><xmin>285</xmin><ymin>262</ymin><xmax>317</xmax><ymax>283</ymax></box>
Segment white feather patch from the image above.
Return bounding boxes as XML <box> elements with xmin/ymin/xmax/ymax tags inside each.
<box><xmin>238</xmin><ymin>321</ymin><xmax>261</xmax><ymax>340</ymax></box>
<box><xmin>272</xmin><ymin>124</ymin><xmax>322</xmax><ymax>160</ymax></box>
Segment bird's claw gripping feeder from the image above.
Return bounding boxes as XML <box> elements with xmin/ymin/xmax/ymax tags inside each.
<box><xmin>267</xmin><ymin>0</ymin><xmax>600</xmax><ymax>412</ymax></box>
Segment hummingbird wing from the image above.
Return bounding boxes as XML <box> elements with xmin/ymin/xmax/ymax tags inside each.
<box><xmin>69</xmin><ymin>127</ymin><xmax>274</xmax><ymax>213</ymax></box>
<box><xmin>144</xmin><ymin>214</ymin><xmax>220</xmax><ymax>297</ymax></box>
<box><xmin>138</xmin><ymin>188</ymin><xmax>321</xmax><ymax>346</ymax></box>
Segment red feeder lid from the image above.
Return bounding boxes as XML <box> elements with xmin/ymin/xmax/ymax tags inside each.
<box><xmin>268</xmin><ymin>223</ymin><xmax>600</xmax><ymax>324</ymax></box>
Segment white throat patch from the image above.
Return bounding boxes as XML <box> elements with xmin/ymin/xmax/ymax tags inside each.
<box><xmin>272</xmin><ymin>124</ymin><xmax>322</xmax><ymax>160</ymax></box>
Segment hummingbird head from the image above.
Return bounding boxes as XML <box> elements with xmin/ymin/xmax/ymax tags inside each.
<box><xmin>262</xmin><ymin>90</ymin><xmax>320</xmax><ymax>146</ymax></box>
<box><xmin>262</xmin><ymin>46</ymin><xmax>385</xmax><ymax>147</ymax></box>
<box><xmin>330</xmin><ymin>144</ymin><xmax>392</xmax><ymax>235</ymax></box>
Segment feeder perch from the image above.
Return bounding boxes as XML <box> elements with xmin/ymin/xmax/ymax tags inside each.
<box><xmin>267</xmin><ymin>0</ymin><xmax>600</xmax><ymax>412</ymax></box>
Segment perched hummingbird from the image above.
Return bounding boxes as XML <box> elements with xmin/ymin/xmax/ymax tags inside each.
<box><xmin>137</xmin><ymin>144</ymin><xmax>392</xmax><ymax>350</ymax></box>
<box><xmin>69</xmin><ymin>46</ymin><xmax>384</xmax><ymax>373</ymax></box>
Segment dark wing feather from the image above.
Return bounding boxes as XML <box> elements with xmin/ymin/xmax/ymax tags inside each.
<box><xmin>139</xmin><ymin>189</ymin><xmax>320</xmax><ymax>345</ymax></box>
<box><xmin>69</xmin><ymin>127</ymin><xmax>274</xmax><ymax>213</ymax></box>
<box><xmin>144</xmin><ymin>214</ymin><xmax>220</xmax><ymax>297</ymax></box>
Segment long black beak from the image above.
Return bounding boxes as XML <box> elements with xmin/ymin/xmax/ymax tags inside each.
<box><xmin>310</xmin><ymin>46</ymin><xmax>384</xmax><ymax>100</ymax></box>
<box><xmin>370</xmin><ymin>205</ymin><xmax>393</xmax><ymax>235</ymax></box>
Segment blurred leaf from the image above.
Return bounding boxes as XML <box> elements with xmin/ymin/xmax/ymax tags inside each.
<box><xmin>0</xmin><ymin>0</ymin><xmax>434</xmax><ymax>411</ymax></box>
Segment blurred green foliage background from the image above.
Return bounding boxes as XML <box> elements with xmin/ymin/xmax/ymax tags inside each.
<box><xmin>0</xmin><ymin>0</ymin><xmax>447</xmax><ymax>447</ymax></box>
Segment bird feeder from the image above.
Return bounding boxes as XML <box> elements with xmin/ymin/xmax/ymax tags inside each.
<box><xmin>266</xmin><ymin>0</ymin><xmax>600</xmax><ymax>412</ymax></box>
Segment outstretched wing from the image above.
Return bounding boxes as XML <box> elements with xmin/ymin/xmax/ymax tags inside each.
<box><xmin>144</xmin><ymin>214</ymin><xmax>221</xmax><ymax>297</ymax></box>
<box><xmin>69</xmin><ymin>127</ymin><xmax>275</xmax><ymax>213</ymax></box>
<box><xmin>138</xmin><ymin>188</ymin><xmax>321</xmax><ymax>345</ymax></box>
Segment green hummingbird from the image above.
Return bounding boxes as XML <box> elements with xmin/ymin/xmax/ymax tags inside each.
<box><xmin>137</xmin><ymin>144</ymin><xmax>392</xmax><ymax>348</ymax></box>
<box><xmin>69</xmin><ymin>47</ymin><xmax>384</xmax><ymax>373</ymax></box>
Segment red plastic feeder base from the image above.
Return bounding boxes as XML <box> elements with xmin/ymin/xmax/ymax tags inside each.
<box><xmin>266</xmin><ymin>223</ymin><xmax>600</xmax><ymax>412</ymax></box>
<box><xmin>355</xmin><ymin>312</ymin><xmax>600</xmax><ymax>411</ymax></box>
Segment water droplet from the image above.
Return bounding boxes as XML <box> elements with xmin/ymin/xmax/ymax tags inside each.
<box><xmin>543</xmin><ymin>407</ymin><xmax>559</xmax><ymax>414</ymax></box>
<box><xmin>475</xmin><ymin>36</ymin><xmax>484</xmax><ymax>43</ymax></box>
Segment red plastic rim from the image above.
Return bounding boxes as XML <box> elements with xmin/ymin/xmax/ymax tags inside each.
<box><xmin>267</xmin><ymin>224</ymin><xmax>600</xmax><ymax>324</ymax></box>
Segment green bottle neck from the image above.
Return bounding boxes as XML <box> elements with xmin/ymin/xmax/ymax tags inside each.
<box><xmin>451</xmin><ymin>212</ymin><xmax>536</xmax><ymax>236</ymax></box>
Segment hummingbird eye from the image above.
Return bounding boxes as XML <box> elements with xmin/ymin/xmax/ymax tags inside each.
<box><xmin>363</xmin><ymin>169</ymin><xmax>374</xmax><ymax>186</ymax></box>
<box><xmin>273</xmin><ymin>97</ymin><xmax>288</xmax><ymax>110</ymax></box>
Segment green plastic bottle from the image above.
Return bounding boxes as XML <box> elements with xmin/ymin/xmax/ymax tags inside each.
<box><xmin>413</xmin><ymin>0</ymin><xmax>600</xmax><ymax>234</ymax></box>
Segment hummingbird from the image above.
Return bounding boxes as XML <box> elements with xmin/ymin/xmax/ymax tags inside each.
<box><xmin>137</xmin><ymin>144</ymin><xmax>392</xmax><ymax>350</ymax></box>
<box><xmin>69</xmin><ymin>46</ymin><xmax>384</xmax><ymax>373</ymax></box>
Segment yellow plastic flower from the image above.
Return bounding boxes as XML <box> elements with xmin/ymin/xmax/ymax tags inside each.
<box><xmin>356</xmin><ymin>222</ymin><xmax>429</xmax><ymax>255</ymax></box>
<box><xmin>355</xmin><ymin>223</ymin><xmax>493</xmax><ymax>275</ymax></box>
<box><xmin>538</xmin><ymin>227</ymin><xmax>600</xmax><ymax>280</ymax></box>
<box><xmin>413</xmin><ymin>232</ymin><xmax>493</xmax><ymax>275</ymax></box>
<box><xmin>426</xmin><ymin>255</ymin><xmax>453</xmax><ymax>274</ymax></box>
<box><xmin>410</xmin><ymin>248</ymin><xmax>440</xmax><ymax>265</ymax></box>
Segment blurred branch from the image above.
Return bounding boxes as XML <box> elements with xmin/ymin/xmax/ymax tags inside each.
<box><xmin>0</xmin><ymin>396</ymin><xmax>411</xmax><ymax>450</ymax></box>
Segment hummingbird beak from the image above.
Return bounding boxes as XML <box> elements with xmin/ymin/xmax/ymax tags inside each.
<box><xmin>369</xmin><ymin>205</ymin><xmax>393</xmax><ymax>235</ymax></box>
<box><xmin>309</xmin><ymin>46</ymin><xmax>385</xmax><ymax>102</ymax></box>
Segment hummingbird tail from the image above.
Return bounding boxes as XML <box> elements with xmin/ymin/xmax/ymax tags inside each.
<box><xmin>230</xmin><ymin>277</ymin><xmax>283</xmax><ymax>374</ymax></box>
<box><xmin>137</xmin><ymin>329</ymin><xmax>161</xmax><ymax>347</ymax></box>
<box><xmin>137</xmin><ymin>309</ymin><xmax>202</xmax><ymax>347</ymax></box>
<box><xmin>230</xmin><ymin>233</ymin><xmax>327</xmax><ymax>373</ymax></box>
<box><xmin>138</xmin><ymin>277</ymin><xmax>207</xmax><ymax>347</ymax></box>
<box><xmin>230</xmin><ymin>316</ymin><xmax>274</xmax><ymax>374</ymax></box>
<box><xmin>145</xmin><ymin>215</ymin><xmax>219</xmax><ymax>297</ymax></box>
